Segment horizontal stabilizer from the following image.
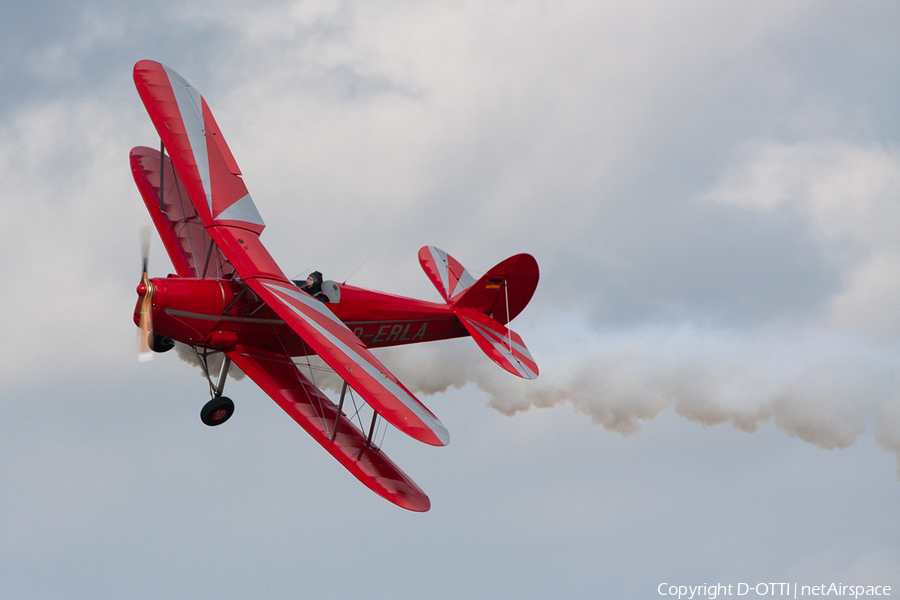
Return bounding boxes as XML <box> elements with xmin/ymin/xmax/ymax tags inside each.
<box><xmin>457</xmin><ymin>311</ymin><xmax>538</xmax><ymax>380</ymax></box>
<box><xmin>418</xmin><ymin>246</ymin><xmax>476</xmax><ymax>303</ymax></box>
<box><xmin>420</xmin><ymin>246</ymin><xmax>540</xmax><ymax>378</ymax></box>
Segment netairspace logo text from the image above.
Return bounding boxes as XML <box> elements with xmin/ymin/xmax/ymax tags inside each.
<box><xmin>658</xmin><ymin>583</ymin><xmax>892</xmax><ymax>600</ymax></box>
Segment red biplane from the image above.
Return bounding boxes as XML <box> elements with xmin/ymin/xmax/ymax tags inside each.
<box><xmin>130</xmin><ymin>60</ymin><xmax>539</xmax><ymax>511</ymax></box>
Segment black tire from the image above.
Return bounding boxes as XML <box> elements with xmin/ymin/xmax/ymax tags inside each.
<box><xmin>201</xmin><ymin>396</ymin><xmax>234</xmax><ymax>426</ymax></box>
<box><xmin>150</xmin><ymin>333</ymin><xmax>175</xmax><ymax>353</ymax></box>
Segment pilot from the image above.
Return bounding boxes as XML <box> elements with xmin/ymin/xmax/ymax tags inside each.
<box><xmin>294</xmin><ymin>271</ymin><xmax>329</xmax><ymax>303</ymax></box>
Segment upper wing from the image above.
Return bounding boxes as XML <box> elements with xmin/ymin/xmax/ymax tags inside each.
<box><xmin>244</xmin><ymin>278</ymin><xmax>449</xmax><ymax>446</ymax></box>
<box><xmin>226</xmin><ymin>345</ymin><xmax>430</xmax><ymax>511</ymax></box>
<box><xmin>133</xmin><ymin>61</ymin><xmax>265</xmax><ymax>236</ymax></box>
<box><xmin>130</xmin><ymin>146</ymin><xmax>234</xmax><ymax>278</ymax></box>
<box><xmin>133</xmin><ymin>60</ymin><xmax>448</xmax><ymax>447</ymax></box>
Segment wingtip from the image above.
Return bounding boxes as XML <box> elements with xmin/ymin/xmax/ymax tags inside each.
<box><xmin>432</xmin><ymin>423</ymin><xmax>451</xmax><ymax>447</ymax></box>
<box><xmin>406</xmin><ymin>496</ymin><xmax>432</xmax><ymax>512</ymax></box>
<box><xmin>133</xmin><ymin>59</ymin><xmax>160</xmax><ymax>77</ymax></box>
<box><xmin>402</xmin><ymin>418</ymin><xmax>450</xmax><ymax>447</ymax></box>
<box><xmin>407</xmin><ymin>404</ymin><xmax>450</xmax><ymax>447</ymax></box>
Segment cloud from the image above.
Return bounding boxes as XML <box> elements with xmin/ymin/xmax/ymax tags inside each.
<box><xmin>2</xmin><ymin>2</ymin><xmax>899</xmax><ymax>595</ymax></box>
<box><xmin>164</xmin><ymin>1</ymin><xmax>821</xmax><ymax>282</ymax></box>
<box><xmin>703</xmin><ymin>139</ymin><xmax>900</xmax><ymax>334</ymax></box>
<box><xmin>0</xmin><ymin>95</ymin><xmax>148</xmax><ymax>387</ymax></box>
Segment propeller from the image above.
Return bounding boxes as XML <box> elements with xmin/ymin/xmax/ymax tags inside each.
<box><xmin>137</xmin><ymin>226</ymin><xmax>154</xmax><ymax>361</ymax></box>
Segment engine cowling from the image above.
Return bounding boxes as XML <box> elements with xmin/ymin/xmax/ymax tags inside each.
<box><xmin>134</xmin><ymin>277</ymin><xmax>238</xmax><ymax>347</ymax></box>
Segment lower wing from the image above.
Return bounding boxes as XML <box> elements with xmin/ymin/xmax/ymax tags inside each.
<box><xmin>227</xmin><ymin>344</ymin><xmax>431</xmax><ymax>512</ymax></box>
<box><xmin>130</xmin><ymin>146</ymin><xmax>234</xmax><ymax>279</ymax></box>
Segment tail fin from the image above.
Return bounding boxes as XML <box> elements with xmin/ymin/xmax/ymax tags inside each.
<box><xmin>419</xmin><ymin>246</ymin><xmax>539</xmax><ymax>379</ymax></box>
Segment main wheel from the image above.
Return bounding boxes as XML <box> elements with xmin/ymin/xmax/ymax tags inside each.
<box><xmin>201</xmin><ymin>396</ymin><xmax>234</xmax><ymax>426</ymax></box>
<box><xmin>150</xmin><ymin>333</ymin><xmax>175</xmax><ymax>353</ymax></box>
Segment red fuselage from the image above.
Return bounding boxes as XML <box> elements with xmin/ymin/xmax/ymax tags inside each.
<box><xmin>134</xmin><ymin>276</ymin><xmax>467</xmax><ymax>356</ymax></box>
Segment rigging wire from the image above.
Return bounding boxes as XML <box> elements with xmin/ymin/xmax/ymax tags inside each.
<box><xmin>342</xmin><ymin>251</ymin><xmax>376</xmax><ymax>285</ymax></box>
<box><xmin>504</xmin><ymin>277</ymin><xmax>513</xmax><ymax>354</ymax></box>
<box><xmin>265</xmin><ymin>312</ymin><xmax>335</xmax><ymax>438</ymax></box>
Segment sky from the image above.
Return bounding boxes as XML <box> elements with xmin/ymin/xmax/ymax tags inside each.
<box><xmin>1</xmin><ymin>1</ymin><xmax>900</xmax><ymax>598</ymax></box>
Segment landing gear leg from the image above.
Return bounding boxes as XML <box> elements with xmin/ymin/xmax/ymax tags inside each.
<box><xmin>195</xmin><ymin>349</ymin><xmax>235</xmax><ymax>427</ymax></box>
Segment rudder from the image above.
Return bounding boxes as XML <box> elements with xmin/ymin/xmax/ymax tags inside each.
<box><xmin>418</xmin><ymin>246</ymin><xmax>540</xmax><ymax>379</ymax></box>
<box><xmin>452</xmin><ymin>253</ymin><xmax>539</xmax><ymax>324</ymax></box>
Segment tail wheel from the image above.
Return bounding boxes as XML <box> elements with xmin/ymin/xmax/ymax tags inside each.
<box><xmin>201</xmin><ymin>396</ymin><xmax>234</xmax><ymax>426</ymax></box>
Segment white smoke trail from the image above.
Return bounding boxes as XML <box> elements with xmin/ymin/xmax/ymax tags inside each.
<box><xmin>371</xmin><ymin>319</ymin><xmax>900</xmax><ymax>478</ymax></box>
<box><xmin>171</xmin><ymin>319</ymin><xmax>900</xmax><ymax>477</ymax></box>
<box><xmin>174</xmin><ymin>342</ymin><xmax>246</xmax><ymax>381</ymax></box>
